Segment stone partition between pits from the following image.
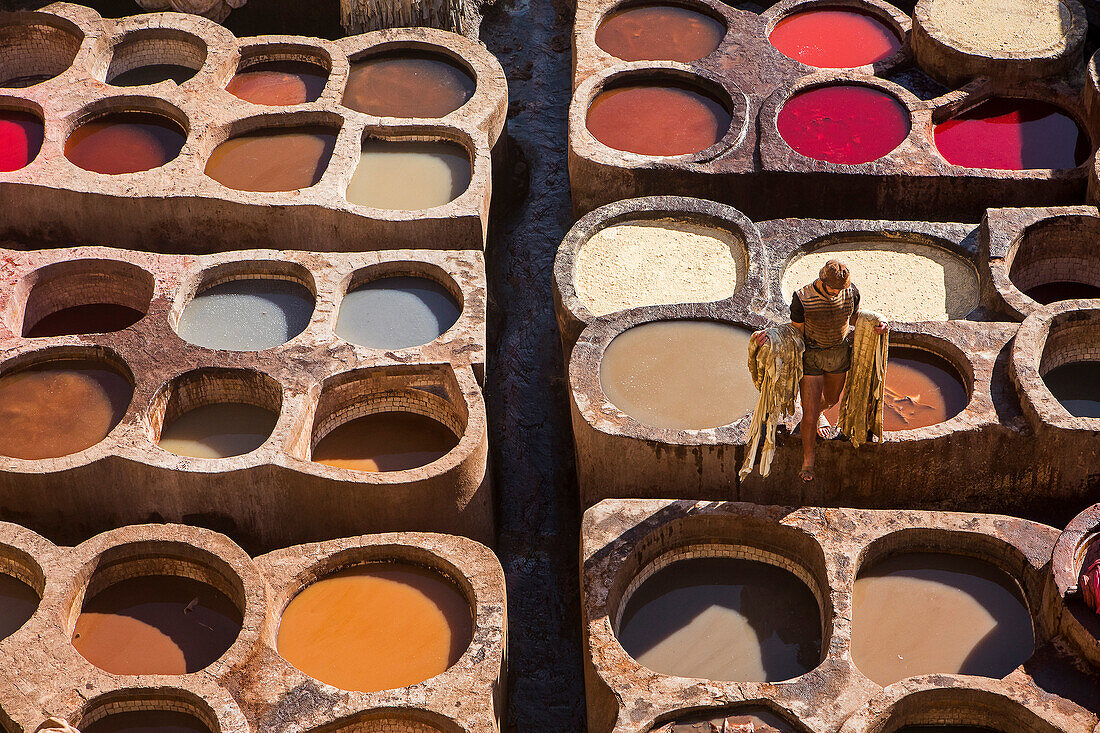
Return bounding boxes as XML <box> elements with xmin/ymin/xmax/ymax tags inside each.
<box><xmin>0</xmin><ymin>523</ymin><xmax>505</xmax><ymax>733</ymax></box>
<box><xmin>581</xmin><ymin>499</ymin><xmax>1100</xmax><ymax>733</ymax></box>
<box><xmin>0</xmin><ymin>246</ymin><xmax>491</xmax><ymax>551</ymax></box>
<box><xmin>569</xmin><ymin>0</ymin><xmax>1095</xmax><ymax>221</ymax></box>
<box><xmin>0</xmin><ymin>4</ymin><xmax>507</xmax><ymax>253</ymax></box>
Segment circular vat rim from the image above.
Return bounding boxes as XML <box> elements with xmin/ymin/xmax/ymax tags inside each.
<box><xmin>837</xmin><ymin>681</ymin><xmax>1078</xmax><ymax>733</ymax></box>
<box><xmin>103</xmin><ymin>27</ymin><xmax>208</xmax><ymax>88</ymax></box>
<box><xmin>771</xmin><ymin>75</ymin><xmax>916</xmax><ymax>167</ymax></box>
<box><xmin>0</xmin><ymin>344</ymin><xmax>136</xmax><ymax>464</ymax></box>
<box><xmin>572</xmin><ymin>64</ymin><xmax>749</xmax><ymax>164</ymax></box>
<box><xmin>227</xmin><ymin>40</ymin><xmax>334</xmax><ymax>104</ymax></box>
<box><xmin>146</xmin><ymin>367</ymin><xmax>285</xmax><ymax>462</ymax></box>
<box><xmin>62</xmin><ymin>96</ymin><xmax>191</xmax><ymax>174</ymax></box>
<box><xmin>71</xmin><ymin>685</ymin><xmax>247</xmax><ymax>733</ymax></box>
<box><xmin>64</xmin><ymin>524</ymin><xmax>266</xmax><ymax>678</ymax></box>
<box><xmin>555</xmin><ymin>196</ymin><xmax>765</xmax><ymax>328</ymax></box>
<box><xmin>999</xmin><ymin>214</ymin><xmax>1100</xmax><ymax>314</ymax></box>
<box><xmin>1051</xmin><ymin>502</ymin><xmax>1100</xmax><ymax>666</ymax></box>
<box><xmin>335</xmin><ymin>261</ymin><xmax>466</xmax><ymax>350</ymax></box>
<box><xmin>761</xmin><ymin>0</ymin><xmax>912</xmax><ymax>73</ymax></box>
<box><xmin>0</xmin><ymin>96</ymin><xmax>46</xmax><ymax>172</ymax></box>
<box><xmin>590</xmin><ymin>0</ymin><xmax>732</xmax><ymax>65</ymax></box>
<box><xmin>929</xmin><ymin>90</ymin><xmax>1094</xmax><ymax>174</ymax></box>
<box><xmin>305</xmin><ymin>707</ymin><xmax>467</xmax><ymax>733</ymax></box>
<box><xmin>603</xmin><ymin>512</ymin><xmax>833</xmax><ymax>685</ymax></box>
<box><xmin>200</xmin><ymin>110</ymin><xmax>344</xmax><ymax>192</ymax></box>
<box><xmin>270</xmin><ymin>543</ymin><xmax>479</xmax><ymax>693</ymax></box>
<box><xmin>645</xmin><ymin>701</ymin><xmax>812</xmax><ymax>733</ymax></box>
<box><xmin>169</xmin><ymin>258</ymin><xmax>318</xmax><ymax>350</ymax></box>
<box><xmin>851</xmin><ymin>527</ymin><xmax>1042</xmax><ymax>687</ymax></box>
<box><xmin>776</xmin><ymin>228</ymin><xmax>982</xmax><ymax>324</ymax></box>
<box><xmin>0</xmin><ymin>12</ymin><xmax>85</xmax><ymax>89</ymax></box>
<box><xmin>0</xmin><ymin>524</ymin><xmax>49</xmax><ymax>645</ymax></box>
<box><xmin>913</xmin><ymin>0</ymin><xmax>1087</xmax><ymax>64</ymax></box>
<box><xmin>303</xmin><ymin>363</ymin><xmax>476</xmax><ymax>478</ymax></box>
<box><xmin>874</xmin><ymin>331</ymin><xmax>976</xmax><ymax>439</ymax></box>
<box><xmin>1012</xmin><ymin>302</ymin><xmax>1100</xmax><ymax>430</ymax></box>
<box><xmin>13</xmin><ymin>258</ymin><xmax>154</xmax><ymax>338</ymax></box>
<box><xmin>346</xmin><ymin>128</ymin><xmax>477</xmax><ymax>213</ymax></box>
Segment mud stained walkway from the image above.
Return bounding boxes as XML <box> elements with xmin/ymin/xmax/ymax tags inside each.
<box><xmin>481</xmin><ymin>0</ymin><xmax>588</xmax><ymax>729</ymax></box>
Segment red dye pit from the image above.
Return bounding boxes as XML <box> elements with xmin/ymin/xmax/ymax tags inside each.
<box><xmin>934</xmin><ymin>98</ymin><xmax>1089</xmax><ymax>170</ymax></box>
<box><xmin>769</xmin><ymin>8</ymin><xmax>901</xmax><ymax>68</ymax></box>
<box><xmin>595</xmin><ymin>4</ymin><xmax>725</xmax><ymax>63</ymax></box>
<box><xmin>65</xmin><ymin>112</ymin><xmax>186</xmax><ymax>174</ymax></box>
<box><xmin>778</xmin><ymin>84</ymin><xmax>909</xmax><ymax>164</ymax></box>
<box><xmin>226</xmin><ymin>60</ymin><xmax>328</xmax><ymax>106</ymax></box>
<box><xmin>586</xmin><ymin>84</ymin><xmax>731</xmax><ymax>156</ymax></box>
<box><xmin>0</xmin><ymin>110</ymin><xmax>44</xmax><ymax>172</ymax></box>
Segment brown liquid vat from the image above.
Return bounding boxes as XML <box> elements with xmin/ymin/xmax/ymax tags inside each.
<box><xmin>0</xmin><ymin>523</ymin><xmax>505</xmax><ymax>733</ymax></box>
<box><xmin>0</xmin><ymin>246</ymin><xmax>491</xmax><ymax>550</ymax></box>
<box><xmin>567</xmin><ymin>0</ymin><xmax>1095</xmax><ymax>222</ymax></box>
<box><xmin>0</xmin><ymin>6</ymin><xmax>507</xmax><ymax>253</ymax></box>
<box><xmin>581</xmin><ymin>500</ymin><xmax>1097</xmax><ymax>733</ymax></box>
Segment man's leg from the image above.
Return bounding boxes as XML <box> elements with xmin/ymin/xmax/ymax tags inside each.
<box><xmin>818</xmin><ymin>370</ymin><xmax>847</xmax><ymax>436</ymax></box>
<box><xmin>799</xmin><ymin>374</ymin><xmax>824</xmax><ymax>480</ymax></box>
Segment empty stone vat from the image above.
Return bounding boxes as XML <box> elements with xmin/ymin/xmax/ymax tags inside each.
<box><xmin>0</xmin><ymin>15</ymin><xmax>83</xmax><ymax>88</ymax></box>
<box><xmin>15</xmin><ymin>259</ymin><xmax>153</xmax><ymax>338</ymax></box>
<box><xmin>105</xmin><ymin>28</ymin><xmax>206</xmax><ymax>87</ymax></box>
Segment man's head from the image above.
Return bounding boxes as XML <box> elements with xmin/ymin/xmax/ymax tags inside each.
<box><xmin>818</xmin><ymin>259</ymin><xmax>851</xmax><ymax>296</ymax></box>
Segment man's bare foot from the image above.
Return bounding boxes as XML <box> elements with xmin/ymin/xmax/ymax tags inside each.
<box><xmin>799</xmin><ymin>463</ymin><xmax>814</xmax><ymax>482</ymax></box>
<box><xmin>816</xmin><ymin>413</ymin><xmax>834</xmax><ymax>439</ymax></box>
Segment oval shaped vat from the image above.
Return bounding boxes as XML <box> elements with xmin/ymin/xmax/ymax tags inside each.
<box><xmin>0</xmin><ymin>108</ymin><xmax>44</xmax><ymax>172</ymax></box>
<box><xmin>65</xmin><ymin>111</ymin><xmax>187</xmax><ymax>174</ymax></box>
<box><xmin>1041</xmin><ymin>362</ymin><xmax>1100</xmax><ymax>418</ymax></box>
<box><xmin>176</xmin><ymin>275</ymin><xmax>314</xmax><ymax>351</ymax></box>
<box><xmin>595</xmin><ymin>3</ymin><xmax>725</xmax><ymax>62</ymax></box>
<box><xmin>336</xmin><ymin>275</ymin><xmax>461</xmax><ymax>349</ymax></box>
<box><xmin>600</xmin><ymin>320</ymin><xmax>755</xmax><ymax>430</ymax></box>
<box><xmin>1008</xmin><ymin>217</ymin><xmax>1100</xmax><ymax>305</ymax></box>
<box><xmin>343</xmin><ymin>51</ymin><xmax>475</xmax><ymax>118</ymax></box>
<box><xmin>276</xmin><ymin>561</ymin><xmax>473</xmax><ymax>691</ymax></box>
<box><xmin>0</xmin><ymin>353</ymin><xmax>132</xmax><ymax>460</ymax></box>
<box><xmin>586</xmin><ymin>83</ymin><xmax>732</xmax><ymax>156</ymax></box>
<box><xmin>347</xmin><ymin>140</ymin><xmax>471</xmax><ymax>210</ymax></box>
<box><xmin>83</xmin><ymin>708</ymin><xmax>212</xmax><ymax>733</ymax></box>
<box><xmin>934</xmin><ymin>98</ymin><xmax>1088</xmax><ymax>170</ymax></box>
<box><xmin>109</xmin><ymin>64</ymin><xmax>197</xmax><ymax>87</ymax></box>
<box><xmin>781</xmin><ymin>239</ymin><xmax>979</xmax><ymax>321</ymax></box>
<box><xmin>205</xmin><ymin>126</ymin><xmax>337</xmax><ymax>192</ymax></box>
<box><xmin>21</xmin><ymin>259</ymin><xmax>153</xmax><ymax>338</ymax></box>
<box><xmin>779</xmin><ymin>84</ymin><xmax>909</xmax><ymax>164</ymax></box>
<box><xmin>0</xmin><ymin>19</ymin><xmax>83</xmax><ymax>88</ymax></box>
<box><xmin>770</xmin><ymin>7</ymin><xmax>901</xmax><ymax>68</ymax></box>
<box><xmin>617</xmin><ymin>554</ymin><xmax>822</xmax><ymax>681</ymax></box>
<box><xmin>73</xmin><ymin>572</ymin><xmax>243</xmax><ymax>674</ymax></box>
<box><xmin>927</xmin><ymin>0</ymin><xmax>1072</xmax><ymax>56</ymax></box>
<box><xmin>227</xmin><ymin>60</ymin><xmax>328</xmax><ymax>106</ymax></box>
<box><xmin>0</xmin><ymin>548</ymin><xmax>40</xmax><ymax>642</ymax></box>
<box><xmin>106</xmin><ymin>29</ymin><xmax>205</xmax><ymax>87</ymax></box>
<box><xmin>312</xmin><ymin>411</ymin><xmax>459</xmax><ymax>472</ymax></box>
<box><xmin>575</xmin><ymin>218</ymin><xmax>745</xmax><ymax>316</ymax></box>
<box><xmin>851</xmin><ymin>551</ymin><xmax>1033</xmax><ymax>686</ymax></box>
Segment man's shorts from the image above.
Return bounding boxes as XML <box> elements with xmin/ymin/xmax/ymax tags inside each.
<box><xmin>803</xmin><ymin>338</ymin><xmax>852</xmax><ymax>376</ymax></box>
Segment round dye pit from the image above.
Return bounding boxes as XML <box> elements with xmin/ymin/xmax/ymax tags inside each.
<box><xmin>586</xmin><ymin>84</ymin><xmax>732</xmax><ymax>156</ymax></box>
<box><xmin>0</xmin><ymin>573</ymin><xmax>39</xmax><ymax>641</ymax></box>
<box><xmin>851</xmin><ymin>552</ymin><xmax>1033</xmax><ymax>686</ymax></box>
<box><xmin>336</xmin><ymin>276</ymin><xmax>461</xmax><ymax>349</ymax></box>
<box><xmin>312</xmin><ymin>411</ymin><xmax>459</xmax><ymax>472</ymax></box>
<box><xmin>826</xmin><ymin>347</ymin><xmax>967</xmax><ymax>431</ymax></box>
<box><xmin>176</xmin><ymin>278</ymin><xmax>314</xmax><ymax>351</ymax></box>
<box><xmin>928</xmin><ymin>0</ymin><xmax>1072</xmax><ymax>56</ymax></box>
<box><xmin>276</xmin><ymin>562</ymin><xmax>473</xmax><ymax>692</ymax></box>
<box><xmin>1042</xmin><ymin>362</ymin><xmax>1100</xmax><ymax>418</ymax></box>
<box><xmin>617</xmin><ymin>555</ymin><xmax>822</xmax><ymax>682</ymax></box>
<box><xmin>594</xmin><ymin>4</ymin><xmax>725</xmax><ymax>63</ymax></box>
<box><xmin>73</xmin><ymin>573</ymin><xmax>243</xmax><ymax>674</ymax></box>
<box><xmin>658</xmin><ymin>708</ymin><xmax>795</xmax><ymax>733</ymax></box>
<box><xmin>600</xmin><ymin>320</ymin><xmax>755</xmax><ymax>430</ymax></box>
<box><xmin>343</xmin><ymin>52</ymin><xmax>475</xmax><ymax>118</ymax></box>
<box><xmin>205</xmin><ymin>127</ymin><xmax>337</xmax><ymax>192</ymax></box>
<box><xmin>109</xmin><ymin>65</ymin><xmax>197</xmax><ymax>87</ymax></box>
<box><xmin>934</xmin><ymin>98</ymin><xmax>1088</xmax><ymax>170</ymax></box>
<box><xmin>24</xmin><ymin>304</ymin><xmax>144</xmax><ymax>337</ymax></box>
<box><xmin>226</xmin><ymin>60</ymin><xmax>328</xmax><ymax>106</ymax></box>
<box><xmin>346</xmin><ymin>140</ymin><xmax>471</xmax><ymax>210</ymax></box>
<box><xmin>769</xmin><ymin>7</ymin><xmax>901</xmax><ymax>68</ymax></box>
<box><xmin>781</xmin><ymin>239</ymin><xmax>979</xmax><ymax>322</ymax></box>
<box><xmin>0</xmin><ymin>22</ymin><xmax>82</xmax><ymax>88</ymax></box>
<box><xmin>83</xmin><ymin>710</ymin><xmax>211</xmax><ymax>733</ymax></box>
<box><xmin>0</xmin><ymin>109</ymin><xmax>44</xmax><ymax>172</ymax></box>
<box><xmin>65</xmin><ymin>112</ymin><xmax>187</xmax><ymax>174</ymax></box>
<box><xmin>778</xmin><ymin>84</ymin><xmax>909</xmax><ymax>164</ymax></box>
<box><xmin>0</xmin><ymin>358</ymin><xmax>132</xmax><ymax>460</ymax></box>
<box><xmin>574</xmin><ymin>219</ymin><xmax>745</xmax><ymax>316</ymax></box>
<box><xmin>158</xmin><ymin>403</ymin><xmax>278</xmax><ymax>459</ymax></box>
<box><xmin>1007</xmin><ymin>218</ymin><xmax>1100</xmax><ymax>305</ymax></box>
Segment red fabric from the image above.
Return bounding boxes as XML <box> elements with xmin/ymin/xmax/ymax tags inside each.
<box><xmin>1081</xmin><ymin>558</ymin><xmax>1100</xmax><ymax>612</ymax></box>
